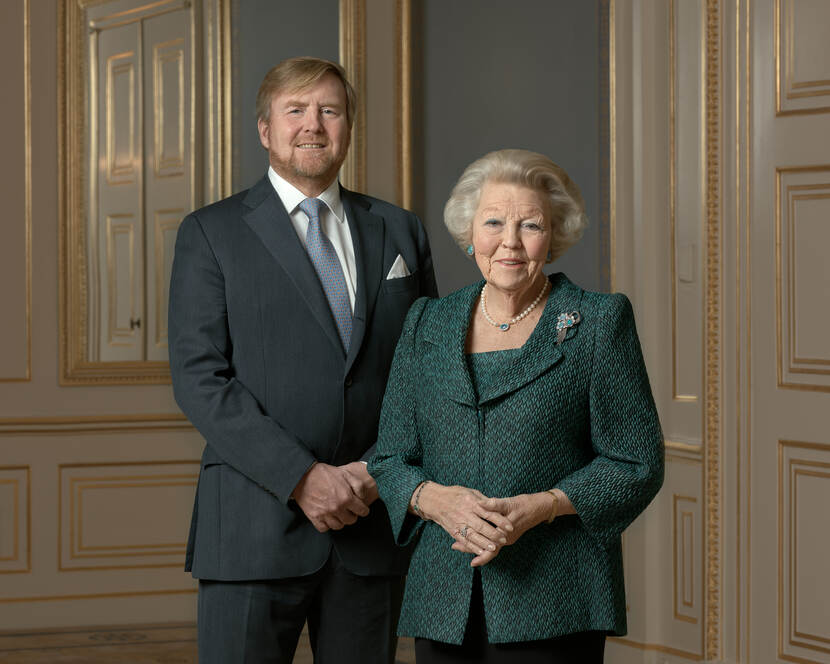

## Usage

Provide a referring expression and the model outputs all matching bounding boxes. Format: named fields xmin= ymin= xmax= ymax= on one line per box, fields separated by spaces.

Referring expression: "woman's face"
xmin=471 ymin=181 xmax=551 ymax=296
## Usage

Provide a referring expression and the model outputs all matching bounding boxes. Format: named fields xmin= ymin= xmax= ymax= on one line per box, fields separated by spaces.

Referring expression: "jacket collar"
xmin=420 ymin=273 xmax=583 ymax=407
xmin=241 ymin=176 xmax=385 ymax=368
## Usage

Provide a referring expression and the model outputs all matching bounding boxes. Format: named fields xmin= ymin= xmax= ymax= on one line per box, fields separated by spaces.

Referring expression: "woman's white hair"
xmin=443 ymin=149 xmax=588 ymax=261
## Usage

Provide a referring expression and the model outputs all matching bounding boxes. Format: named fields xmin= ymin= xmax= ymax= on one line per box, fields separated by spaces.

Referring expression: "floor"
xmin=0 ymin=623 xmax=416 ymax=663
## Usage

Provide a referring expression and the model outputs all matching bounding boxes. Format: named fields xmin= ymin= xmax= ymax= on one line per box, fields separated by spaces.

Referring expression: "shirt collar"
xmin=267 ymin=167 xmax=345 ymax=223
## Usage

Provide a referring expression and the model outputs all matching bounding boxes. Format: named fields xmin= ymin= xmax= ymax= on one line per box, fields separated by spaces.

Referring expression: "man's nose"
xmin=303 ymin=109 xmax=323 ymax=132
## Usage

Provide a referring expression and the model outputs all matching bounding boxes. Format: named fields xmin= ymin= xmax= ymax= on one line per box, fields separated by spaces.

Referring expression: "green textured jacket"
xmin=368 ymin=273 xmax=664 ymax=644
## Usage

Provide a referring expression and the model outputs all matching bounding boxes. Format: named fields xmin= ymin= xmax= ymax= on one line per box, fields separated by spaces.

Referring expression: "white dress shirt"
xmin=267 ymin=167 xmax=357 ymax=312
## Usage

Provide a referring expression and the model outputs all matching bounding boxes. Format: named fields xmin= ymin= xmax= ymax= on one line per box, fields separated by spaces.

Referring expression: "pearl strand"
xmin=480 ymin=279 xmax=550 ymax=332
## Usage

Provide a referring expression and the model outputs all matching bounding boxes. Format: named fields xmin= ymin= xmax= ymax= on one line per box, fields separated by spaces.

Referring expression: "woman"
xmin=369 ymin=149 xmax=663 ymax=663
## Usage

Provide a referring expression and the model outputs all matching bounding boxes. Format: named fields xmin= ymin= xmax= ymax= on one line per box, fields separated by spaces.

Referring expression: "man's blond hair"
xmin=256 ymin=56 xmax=356 ymax=127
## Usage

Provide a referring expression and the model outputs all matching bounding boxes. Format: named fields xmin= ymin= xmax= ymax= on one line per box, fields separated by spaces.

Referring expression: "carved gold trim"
xmin=609 ymin=0 xmax=616 ymax=291
xmin=0 ymin=481 xmax=19 ymax=562
xmin=774 ymin=0 xmax=830 ymax=116
xmin=666 ymin=439 xmax=704 ymax=455
xmin=59 ymin=461 xmax=199 ymax=571
xmin=153 ymin=38 xmax=186 ymax=178
xmin=70 ymin=477 xmax=195 ymax=559
xmin=673 ymin=494 xmax=698 ymax=624
xmin=703 ymin=0 xmax=722 ymax=659
xmin=670 ymin=0 xmax=702 ymax=402
xmin=748 ymin=0 xmax=753 ymax=662
xmin=0 ymin=466 xmax=30 ymax=574
xmin=339 ymin=0 xmax=366 ymax=193
xmin=609 ymin=637 xmax=703 ymax=661
xmin=0 ymin=413 xmax=192 ymax=436
xmin=105 ymin=215 xmax=138 ymax=347
xmin=395 ymin=0 xmax=411 ymax=210
xmin=778 ymin=440 xmax=830 ymax=659
xmin=105 ymin=51 xmax=138 ymax=185
xmin=0 ymin=588 xmax=196 ymax=604
xmin=89 ymin=0 xmax=185 ymax=32
xmin=0 ymin=0 xmax=33 ymax=383
xmin=787 ymin=189 xmax=830 ymax=369
xmin=735 ymin=1 xmax=753 ymax=660
xmin=790 ymin=466 xmax=830 ymax=652
xmin=775 ymin=167 xmax=830 ymax=392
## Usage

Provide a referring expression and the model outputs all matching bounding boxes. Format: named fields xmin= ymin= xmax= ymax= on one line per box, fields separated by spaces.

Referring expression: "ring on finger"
xmin=459 ymin=525 xmax=469 ymax=539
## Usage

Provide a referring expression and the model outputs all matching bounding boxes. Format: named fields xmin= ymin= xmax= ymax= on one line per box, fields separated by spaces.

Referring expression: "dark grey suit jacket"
xmin=168 ymin=175 xmax=437 ymax=581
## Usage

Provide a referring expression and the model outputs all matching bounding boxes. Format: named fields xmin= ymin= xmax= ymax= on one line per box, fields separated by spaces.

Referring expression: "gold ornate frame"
xmin=339 ymin=0 xmax=366 ymax=193
xmin=59 ymin=0 xmax=230 ymax=385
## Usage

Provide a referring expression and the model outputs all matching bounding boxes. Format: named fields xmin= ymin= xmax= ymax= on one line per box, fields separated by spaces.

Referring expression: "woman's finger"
xmin=472 ymin=516 xmax=508 ymax=545
xmin=460 ymin=524 xmax=500 ymax=554
xmin=480 ymin=497 xmax=512 ymax=515
xmin=474 ymin=504 xmax=514 ymax=533
xmin=471 ymin=547 xmax=501 ymax=567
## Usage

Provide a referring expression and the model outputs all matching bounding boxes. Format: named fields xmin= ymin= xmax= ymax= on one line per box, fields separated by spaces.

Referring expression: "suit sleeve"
xmin=168 ymin=214 xmax=317 ymax=504
xmin=555 ymin=293 xmax=665 ymax=550
xmin=368 ymin=297 xmax=431 ymax=546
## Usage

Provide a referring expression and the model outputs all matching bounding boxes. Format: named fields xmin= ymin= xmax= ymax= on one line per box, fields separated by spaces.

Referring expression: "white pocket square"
xmin=386 ymin=254 xmax=411 ymax=279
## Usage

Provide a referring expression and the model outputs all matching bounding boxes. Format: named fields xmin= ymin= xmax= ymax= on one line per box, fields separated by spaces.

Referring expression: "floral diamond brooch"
xmin=555 ymin=311 xmax=581 ymax=345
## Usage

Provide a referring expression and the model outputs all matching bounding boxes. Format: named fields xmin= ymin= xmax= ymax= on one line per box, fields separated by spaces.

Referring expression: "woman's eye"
xmin=483 ymin=218 xmax=502 ymax=227
xmin=522 ymin=222 xmax=543 ymax=231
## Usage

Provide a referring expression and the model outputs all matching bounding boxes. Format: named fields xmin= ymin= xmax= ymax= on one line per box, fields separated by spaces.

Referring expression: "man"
xmin=168 ymin=57 xmax=437 ymax=663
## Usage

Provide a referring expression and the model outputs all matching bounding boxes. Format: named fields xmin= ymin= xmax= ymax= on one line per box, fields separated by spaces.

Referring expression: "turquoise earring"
xmin=466 ymin=245 xmax=474 ymax=256
xmin=546 ymin=250 xmax=553 ymax=262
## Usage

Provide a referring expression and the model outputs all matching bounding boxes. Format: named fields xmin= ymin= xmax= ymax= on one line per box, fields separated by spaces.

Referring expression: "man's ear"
xmin=257 ymin=118 xmax=270 ymax=150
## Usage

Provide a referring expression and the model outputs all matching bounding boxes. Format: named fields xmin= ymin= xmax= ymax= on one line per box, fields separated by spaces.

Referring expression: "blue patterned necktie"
xmin=299 ymin=197 xmax=353 ymax=352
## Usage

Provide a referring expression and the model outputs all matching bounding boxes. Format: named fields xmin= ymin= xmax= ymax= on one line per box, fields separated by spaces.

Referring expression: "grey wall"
xmin=231 ymin=0 xmax=339 ymax=191
xmin=412 ymin=0 xmax=604 ymax=295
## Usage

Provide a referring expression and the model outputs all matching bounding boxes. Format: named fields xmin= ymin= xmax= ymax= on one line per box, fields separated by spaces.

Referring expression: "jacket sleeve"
xmin=168 ymin=214 xmax=317 ymax=504
xmin=555 ymin=292 xmax=664 ymax=550
xmin=368 ymin=296 xmax=431 ymax=546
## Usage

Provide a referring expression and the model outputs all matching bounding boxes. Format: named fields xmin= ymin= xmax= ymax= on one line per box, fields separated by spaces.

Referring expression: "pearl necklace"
xmin=480 ymin=280 xmax=550 ymax=331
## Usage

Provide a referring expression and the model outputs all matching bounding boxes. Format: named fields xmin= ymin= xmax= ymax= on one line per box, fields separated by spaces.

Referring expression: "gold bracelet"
xmin=546 ymin=489 xmax=559 ymax=524
xmin=412 ymin=481 xmax=430 ymax=519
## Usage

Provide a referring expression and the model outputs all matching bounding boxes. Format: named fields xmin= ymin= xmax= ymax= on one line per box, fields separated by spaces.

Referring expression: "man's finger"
xmin=342 ymin=470 xmax=367 ymax=501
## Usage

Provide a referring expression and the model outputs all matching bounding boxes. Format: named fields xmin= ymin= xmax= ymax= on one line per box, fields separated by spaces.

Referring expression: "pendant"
xmin=499 ymin=323 xmax=510 ymax=331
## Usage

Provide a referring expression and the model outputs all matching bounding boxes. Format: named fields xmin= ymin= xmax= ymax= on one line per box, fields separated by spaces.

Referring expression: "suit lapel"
xmin=241 ymin=176 xmax=344 ymax=357
xmin=342 ymin=189 xmax=384 ymax=376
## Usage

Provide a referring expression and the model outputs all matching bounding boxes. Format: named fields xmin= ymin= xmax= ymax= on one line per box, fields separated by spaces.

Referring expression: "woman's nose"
xmin=502 ymin=224 xmax=522 ymax=247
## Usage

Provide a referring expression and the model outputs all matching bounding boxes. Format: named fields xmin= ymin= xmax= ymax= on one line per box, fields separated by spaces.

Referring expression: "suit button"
xmin=345 ymin=375 xmax=353 ymax=387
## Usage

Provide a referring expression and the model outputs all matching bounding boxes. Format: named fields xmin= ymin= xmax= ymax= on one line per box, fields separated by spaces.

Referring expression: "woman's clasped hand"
xmin=413 ymin=482 xmax=563 ymax=567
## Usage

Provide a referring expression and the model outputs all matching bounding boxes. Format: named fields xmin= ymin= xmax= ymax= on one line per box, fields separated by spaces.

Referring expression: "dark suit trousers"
xmin=197 ymin=551 xmax=405 ymax=664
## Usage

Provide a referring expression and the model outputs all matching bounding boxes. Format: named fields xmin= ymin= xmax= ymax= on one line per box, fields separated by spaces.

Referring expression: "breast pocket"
xmin=381 ymin=271 xmax=419 ymax=294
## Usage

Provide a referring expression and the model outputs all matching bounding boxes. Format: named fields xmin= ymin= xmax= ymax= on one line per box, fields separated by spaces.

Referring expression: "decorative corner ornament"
xmin=555 ymin=311 xmax=581 ymax=345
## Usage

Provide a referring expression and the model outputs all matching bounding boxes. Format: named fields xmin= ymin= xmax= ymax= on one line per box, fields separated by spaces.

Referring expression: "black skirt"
xmin=414 ymin=570 xmax=606 ymax=664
